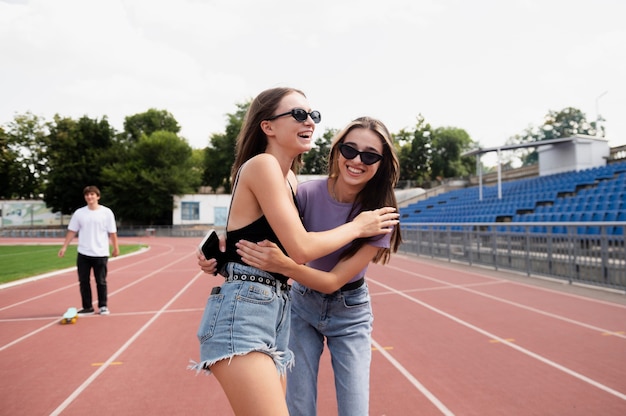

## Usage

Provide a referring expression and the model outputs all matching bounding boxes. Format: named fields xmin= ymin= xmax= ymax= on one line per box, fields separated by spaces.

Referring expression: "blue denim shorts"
xmin=189 ymin=262 xmax=293 ymax=375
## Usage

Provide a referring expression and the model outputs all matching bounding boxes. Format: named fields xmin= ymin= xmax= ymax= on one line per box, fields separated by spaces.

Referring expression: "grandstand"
xmin=400 ymin=160 xmax=626 ymax=236
xmin=398 ymin=138 xmax=626 ymax=290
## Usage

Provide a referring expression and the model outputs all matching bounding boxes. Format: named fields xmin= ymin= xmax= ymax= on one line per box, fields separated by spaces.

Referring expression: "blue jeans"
xmin=286 ymin=281 xmax=373 ymax=416
xmin=191 ymin=262 xmax=293 ymax=375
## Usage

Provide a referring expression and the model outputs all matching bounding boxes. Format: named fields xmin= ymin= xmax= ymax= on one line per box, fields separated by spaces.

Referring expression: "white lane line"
xmin=393 ymin=255 xmax=626 ymax=307
xmin=371 ymin=337 xmax=455 ymax=415
xmin=49 ymin=270 xmax=204 ymax=416
xmin=0 ymin=307 xmax=205 ymax=323
xmin=0 ymin=245 xmax=188 ymax=350
xmin=0 ymin=284 xmax=76 ymax=312
xmin=0 ymin=246 xmax=150 ymax=290
xmin=385 ymin=264 xmax=626 ymax=339
xmin=368 ymin=278 xmax=626 ymax=402
xmin=0 ymin=320 xmax=60 ymax=352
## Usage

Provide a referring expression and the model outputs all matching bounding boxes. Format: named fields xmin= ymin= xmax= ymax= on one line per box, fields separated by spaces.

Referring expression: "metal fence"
xmin=399 ymin=221 xmax=626 ymax=291
xmin=0 ymin=225 xmax=215 ymax=239
xmin=4 ymin=222 xmax=625 ymax=291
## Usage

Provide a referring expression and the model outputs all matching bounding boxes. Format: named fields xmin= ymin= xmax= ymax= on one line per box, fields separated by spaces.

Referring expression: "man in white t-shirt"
xmin=59 ymin=186 xmax=119 ymax=315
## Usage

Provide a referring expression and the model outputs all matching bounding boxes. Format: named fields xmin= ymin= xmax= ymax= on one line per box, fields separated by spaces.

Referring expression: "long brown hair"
xmin=328 ymin=116 xmax=402 ymax=264
xmin=230 ymin=87 xmax=305 ymax=184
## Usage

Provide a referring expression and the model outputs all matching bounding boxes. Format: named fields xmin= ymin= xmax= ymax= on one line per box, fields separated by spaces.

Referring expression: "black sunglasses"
xmin=266 ymin=108 xmax=322 ymax=124
xmin=338 ymin=143 xmax=383 ymax=165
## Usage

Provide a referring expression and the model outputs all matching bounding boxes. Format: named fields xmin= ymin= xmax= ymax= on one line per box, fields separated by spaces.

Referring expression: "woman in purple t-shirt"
xmin=235 ymin=117 xmax=402 ymax=416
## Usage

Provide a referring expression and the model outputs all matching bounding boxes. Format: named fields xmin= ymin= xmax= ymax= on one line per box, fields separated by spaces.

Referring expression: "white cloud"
xmin=1 ymin=0 xmax=625 ymax=155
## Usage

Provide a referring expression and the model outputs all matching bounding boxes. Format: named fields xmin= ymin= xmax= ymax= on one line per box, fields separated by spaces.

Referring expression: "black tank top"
xmin=223 ymin=171 xmax=298 ymax=283
xmin=224 ymin=216 xmax=288 ymax=282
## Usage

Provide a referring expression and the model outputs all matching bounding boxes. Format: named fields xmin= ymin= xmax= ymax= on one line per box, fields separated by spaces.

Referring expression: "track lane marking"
xmin=49 ymin=269 xmax=204 ymax=416
xmin=384 ymin=264 xmax=626 ymax=339
xmin=0 ymin=244 xmax=193 ymax=350
xmin=368 ymin=278 xmax=626 ymax=402
xmin=371 ymin=337 xmax=455 ymax=416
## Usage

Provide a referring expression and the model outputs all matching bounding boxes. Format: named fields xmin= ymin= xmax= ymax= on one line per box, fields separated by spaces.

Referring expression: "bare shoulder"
xmin=240 ymin=154 xmax=282 ymax=182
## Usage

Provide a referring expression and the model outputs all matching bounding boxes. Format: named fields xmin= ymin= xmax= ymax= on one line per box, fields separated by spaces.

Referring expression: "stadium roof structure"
xmin=462 ymin=136 xmax=586 ymax=201
xmin=462 ymin=137 xmax=579 ymax=158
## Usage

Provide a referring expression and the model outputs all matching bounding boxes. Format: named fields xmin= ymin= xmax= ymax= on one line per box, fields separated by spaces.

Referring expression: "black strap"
xmin=340 ymin=277 xmax=365 ymax=291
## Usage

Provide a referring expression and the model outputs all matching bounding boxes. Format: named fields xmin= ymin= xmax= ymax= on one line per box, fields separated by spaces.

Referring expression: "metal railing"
xmin=0 ymin=225 xmax=215 ymax=239
xmin=4 ymin=222 xmax=625 ymax=291
xmin=399 ymin=221 xmax=626 ymax=291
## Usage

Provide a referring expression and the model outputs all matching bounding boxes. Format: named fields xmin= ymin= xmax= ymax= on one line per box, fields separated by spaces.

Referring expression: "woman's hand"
xmin=236 ymin=239 xmax=296 ymax=274
xmin=353 ymin=207 xmax=399 ymax=238
xmin=197 ymin=251 xmax=220 ymax=275
xmin=196 ymin=233 xmax=226 ymax=276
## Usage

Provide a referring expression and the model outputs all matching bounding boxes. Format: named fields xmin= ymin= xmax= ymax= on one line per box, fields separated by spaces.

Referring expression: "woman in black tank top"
xmin=192 ymin=87 xmax=399 ymax=416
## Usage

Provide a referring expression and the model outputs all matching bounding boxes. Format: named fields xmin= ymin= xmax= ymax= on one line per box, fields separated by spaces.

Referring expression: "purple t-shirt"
xmin=296 ymin=178 xmax=391 ymax=283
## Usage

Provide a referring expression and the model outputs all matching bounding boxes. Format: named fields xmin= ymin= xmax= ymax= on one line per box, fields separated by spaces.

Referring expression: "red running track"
xmin=1 ymin=237 xmax=625 ymax=415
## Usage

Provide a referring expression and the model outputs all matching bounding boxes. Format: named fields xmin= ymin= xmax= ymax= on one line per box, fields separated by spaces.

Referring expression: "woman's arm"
xmin=238 ymin=155 xmax=398 ymax=264
xmin=235 ymin=239 xmax=380 ymax=294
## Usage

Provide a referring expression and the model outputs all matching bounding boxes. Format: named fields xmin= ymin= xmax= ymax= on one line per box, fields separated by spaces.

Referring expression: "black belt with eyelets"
xmin=228 ymin=273 xmax=290 ymax=291
xmin=340 ymin=277 xmax=365 ymax=291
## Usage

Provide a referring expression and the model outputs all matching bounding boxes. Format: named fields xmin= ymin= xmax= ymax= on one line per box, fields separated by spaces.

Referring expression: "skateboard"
xmin=60 ymin=307 xmax=78 ymax=325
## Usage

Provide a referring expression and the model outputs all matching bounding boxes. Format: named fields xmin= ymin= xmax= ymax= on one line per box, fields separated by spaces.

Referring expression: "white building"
xmin=172 ymin=193 xmax=231 ymax=226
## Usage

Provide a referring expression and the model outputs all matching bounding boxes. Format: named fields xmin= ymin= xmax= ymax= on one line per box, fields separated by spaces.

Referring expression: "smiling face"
xmin=335 ymin=127 xmax=383 ymax=191
xmin=262 ymin=91 xmax=316 ymax=158
xmin=84 ymin=191 xmax=100 ymax=209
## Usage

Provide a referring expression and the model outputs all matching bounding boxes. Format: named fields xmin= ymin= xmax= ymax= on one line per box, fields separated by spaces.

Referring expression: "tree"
xmin=301 ymin=128 xmax=335 ymax=175
xmin=123 ymin=109 xmax=181 ymax=143
xmin=44 ymin=115 xmax=116 ymax=214
xmin=202 ymin=102 xmax=248 ymax=193
xmin=101 ymin=131 xmax=200 ymax=225
xmin=430 ymin=127 xmax=474 ymax=179
xmin=544 ymin=107 xmax=596 ymax=139
xmin=0 ymin=125 xmax=20 ymax=199
xmin=397 ymin=115 xmax=432 ymax=185
xmin=506 ymin=107 xmax=597 ymax=166
xmin=0 ymin=112 xmax=49 ymax=199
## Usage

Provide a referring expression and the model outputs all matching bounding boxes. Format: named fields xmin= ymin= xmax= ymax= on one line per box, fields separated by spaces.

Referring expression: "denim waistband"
xmin=227 ymin=273 xmax=290 ymax=292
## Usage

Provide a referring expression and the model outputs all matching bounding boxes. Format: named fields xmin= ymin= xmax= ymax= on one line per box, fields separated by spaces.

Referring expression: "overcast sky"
xmin=2 ymin=0 xmax=625 ymax=163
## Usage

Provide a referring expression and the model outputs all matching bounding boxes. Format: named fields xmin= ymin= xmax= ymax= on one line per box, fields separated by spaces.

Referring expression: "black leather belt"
xmin=340 ymin=277 xmax=365 ymax=291
xmin=228 ymin=273 xmax=290 ymax=291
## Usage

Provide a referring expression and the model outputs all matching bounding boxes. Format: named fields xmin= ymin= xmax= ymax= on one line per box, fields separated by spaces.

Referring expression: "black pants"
xmin=77 ymin=253 xmax=108 ymax=309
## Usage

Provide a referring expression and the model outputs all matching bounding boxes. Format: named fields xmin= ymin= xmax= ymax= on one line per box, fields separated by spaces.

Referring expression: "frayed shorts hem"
xmin=188 ymin=348 xmax=294 ymax=376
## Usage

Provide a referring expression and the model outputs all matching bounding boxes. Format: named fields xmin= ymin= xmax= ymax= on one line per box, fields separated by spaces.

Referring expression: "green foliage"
xmin=301 ymin=129 xmax=335 ymax=175
xmin=0 ymin=125 xmax=22 ymax=199
xmin=102 ymin=131 xmax=200 ymax=225
xmin=430 ymin=127 xmax=474 ymax=179
xmin=44 ymin=115 xmax=116 ymax=214
xmin=506 ymin=107 xmax=596 ymax=166
xmin=0 ymin=112 xmax=48 ymax=199
xmin=544 ymin=107 xmax=595 ymax=139
xmin=202 ymin=102 xmax=248 ymax=193
xmin=396 ymin=115 xmax=433 ymax=184
xmin=123 ymin=108 xmax=180 ymax=142
xmin=4 ymin=100 xmax=598 ymax=222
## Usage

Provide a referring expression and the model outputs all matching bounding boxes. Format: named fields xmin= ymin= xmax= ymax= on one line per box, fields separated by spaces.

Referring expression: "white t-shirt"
xmin=68 ymin=205 xmax=117 ymax=257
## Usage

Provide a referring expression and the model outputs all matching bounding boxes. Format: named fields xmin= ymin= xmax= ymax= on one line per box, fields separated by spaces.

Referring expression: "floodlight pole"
xmin=477 ymin=154 xmax=483 ymax=201
xmin=497 ymin=148 xmax=502 ymax=199
xmin=595 ymin=91 xmax=608 ymax=137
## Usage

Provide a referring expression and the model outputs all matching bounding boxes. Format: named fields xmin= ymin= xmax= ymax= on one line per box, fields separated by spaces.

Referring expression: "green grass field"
xmin=0 ymin=244 xmax=146 ymax=285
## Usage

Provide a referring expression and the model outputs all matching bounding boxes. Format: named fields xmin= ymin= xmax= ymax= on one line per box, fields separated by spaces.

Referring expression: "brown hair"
xmin=82 ymin=185 xmax=101 ymax=197
xmin=230 ymin=87 xmax=305 ymax=184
